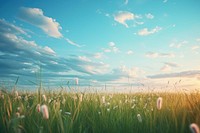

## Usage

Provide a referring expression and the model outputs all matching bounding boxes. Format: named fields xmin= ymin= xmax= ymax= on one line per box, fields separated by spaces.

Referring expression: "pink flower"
xmin=190 ymin=123 xmax=200 ymax=133
xmin=157 ymin=97 xmax=163 ymax=110
xmin=40 ymin=105 xmax=49 ymax=119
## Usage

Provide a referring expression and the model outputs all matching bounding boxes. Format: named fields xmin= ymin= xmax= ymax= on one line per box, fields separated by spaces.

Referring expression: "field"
xmin=0 ymin=88 xmax=200 ymax=133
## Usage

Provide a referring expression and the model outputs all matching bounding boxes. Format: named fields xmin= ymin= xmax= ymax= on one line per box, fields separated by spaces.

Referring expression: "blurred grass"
xmin=0 ymin=88 xmax=200 ymax=133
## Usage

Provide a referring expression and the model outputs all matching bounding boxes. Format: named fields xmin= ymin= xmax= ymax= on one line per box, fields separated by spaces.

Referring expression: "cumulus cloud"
xmin=138 ymin=26 xmax=162 ymax=36
xmin=145 ymin=13 xmax=154 ymax=19
xmin=145 ymin=52 xmax=175 ymax=58
xmin=18 ymin=7 xmax=62 ymax=38
xmin=114 ymin=11 xmax=134 ymax=28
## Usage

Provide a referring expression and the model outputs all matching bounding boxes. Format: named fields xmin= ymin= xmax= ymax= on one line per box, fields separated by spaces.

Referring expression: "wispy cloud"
xmin=124 ymin=0 xmax=128 ymax=5
xmin=126 ymin=50 xmax=134 ymax=55
xmin=145 ymin=13 xmax=154 ymax=19
xmin=163 ymin=0 xmax=168 ymax=3
xmin=169 ymin=41 xmax=188 ymax=48
xmin=114 ymin=11 xmax=134 ymax=28
xmin=148 ymin=70 xmax=200 ymax=79
xmin=191 ymin=45 xmax=199 ymax=51
xmin=18 ymin=7 xmax=62 ymax=38
xmin=145 ymin=52 xmax=175 ymax=58
xmin=138 ymin=26 xmax=162 ymax=36
xmin=161 ymin=62 xmax=179 ymax=72
xmin=65 ymin=38 xmax=83 ymax=47
xmin=0 ymin=19 xmax=109 ymax=80
xmin=94 ymin=52 xmax=103 ymax=59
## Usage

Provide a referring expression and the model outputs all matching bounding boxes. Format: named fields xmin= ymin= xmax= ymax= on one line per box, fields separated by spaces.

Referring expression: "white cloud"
xmin=145 ymin=13 xmax=154 ymax=19
xmin=94 ymin=53 xmax=103 ymax=59
xmin=114 ymin=11 xmax=134 ymax=28
xmin=138 ymin=26 xmax=162 ymax=36
xmin=163 ymin=0 xmax=168 ymax=3
xmin=196 ymin=38 xmax=200 ymax=42
xmin=124 ymin=0 xmax=128 ymax=5
xmin=127 ymin=50 xmax=134 ymax=55
xmin=65 ymin=38 xmax=82 ymax=47
xmin=104 ymin=49 xmax=111 ymax=53
xmin=146 ymin=52 xmax=175 ymax=58
xmin=169 ymin=41 xmax=188 ymax=48
xmin=78 ymin=56 xmax=91 ymax=62
xmin=109 ymin=42 xmax=115 ymax=47
xmin=43 ymin=46 xmax=56 ymax=55
xmin=18 ymin=7 xmax=62 ymax=38
xmin=161 ymin=62 xmax=179 ymax=72
xmin=103 ymin=42 xmax=120 ymax=53
xmin=191 ymin=45 xmax=199 ymax=51
xmin=161 ymin=65 xmax=171 ymax=72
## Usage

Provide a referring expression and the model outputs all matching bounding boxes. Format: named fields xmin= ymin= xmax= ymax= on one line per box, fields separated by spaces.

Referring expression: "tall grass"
xmin=0 ymin=88 xmax=200 ymax=133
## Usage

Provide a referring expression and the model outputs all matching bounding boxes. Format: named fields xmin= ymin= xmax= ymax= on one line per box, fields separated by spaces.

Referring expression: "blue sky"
xmin=0 ymin=0 xmax=200 ymax=91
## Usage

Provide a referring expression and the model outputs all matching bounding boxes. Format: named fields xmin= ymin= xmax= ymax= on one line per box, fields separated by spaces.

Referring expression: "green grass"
xmin=0 ymin=89 xmax=200 ymax=133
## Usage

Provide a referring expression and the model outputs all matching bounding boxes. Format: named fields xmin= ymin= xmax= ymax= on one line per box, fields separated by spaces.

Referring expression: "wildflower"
xmin=102 ymin=96 xmax=105 ymax=104
xmin=65 ymin=112 xmax=71 ymax=115
xmin=107 ymin=108 xmax=110 ymax=112
xmin=190 ymin=123 xmax=200 ymax=133
xmin=19 ymin=115 xmax=25 ymax=119
xmin=75 ymin=78 xmax=79 ymax=85
xmin=40 ymin=105 xmax=49 ymax=119
xmin=36 ymin=104 xmax=40 ymax=112
xmin=24 ymin=95 xmax=28 ymax=101
xmin=79 ymin=94 xmax=83 ymax=102
xmin=157 ymin=97 xmax=163 ymax=110
xmin=62 ymin=98 xmax=66 ymax=104
xmin=113 ymin=105 xmax=118 ymax=109
xmin=1 ymin=94 xmax=4 ymax=99
xmin=42 ymin=94 xmax=47 ymax=102
xmin=137 ymin=114 xmax=142 ymax=123
xmin=14 ymin=91 xmax=18 ymax=97
xmin=16 ymin=112 xmax=20 ymax=118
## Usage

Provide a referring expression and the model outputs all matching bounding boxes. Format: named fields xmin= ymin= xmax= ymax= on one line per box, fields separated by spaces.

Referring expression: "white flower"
xmin=42 ymin=94 xmax=47 ymax=102
xmin=65 ymin=112 xmax=71 ymax=115
xmin=102 ymin=96 xmax=105 ymax=104
xmin=137 ymin=114 xmax=142 ymax=123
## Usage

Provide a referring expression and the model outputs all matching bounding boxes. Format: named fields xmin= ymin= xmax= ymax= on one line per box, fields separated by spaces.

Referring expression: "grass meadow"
xmin=0 ymin=87 xmax=200 ymax=133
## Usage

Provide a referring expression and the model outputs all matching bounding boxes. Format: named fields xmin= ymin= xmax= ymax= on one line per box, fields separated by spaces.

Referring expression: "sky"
xmin=0 ymin=0 xmax=200 ymax=91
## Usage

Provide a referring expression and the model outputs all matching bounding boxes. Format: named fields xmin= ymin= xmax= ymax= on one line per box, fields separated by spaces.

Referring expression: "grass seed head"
xmin=40 ymin=104 xmax=49 ymax=119
xmin=190 ymin=123 xmax=200 ymax=133
xmin=137 ymin=114 xmax=142 ymax=123
xmin=157 ymin=97 xmax=163 ymax=110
